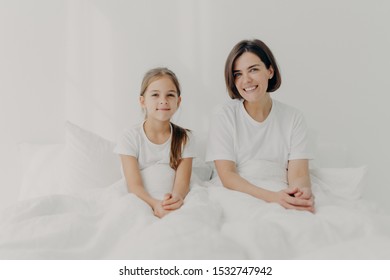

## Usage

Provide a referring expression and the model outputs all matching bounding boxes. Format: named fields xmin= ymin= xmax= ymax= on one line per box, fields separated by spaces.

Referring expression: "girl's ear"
xmin=177 ymin=96 xmax=182 ymax=107
xmin=139 ymin=96 xmax=145 ymax=108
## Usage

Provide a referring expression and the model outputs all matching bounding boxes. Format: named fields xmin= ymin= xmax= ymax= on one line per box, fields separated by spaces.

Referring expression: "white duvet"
xmin=0 ymin=161 xmax=389 ymax=259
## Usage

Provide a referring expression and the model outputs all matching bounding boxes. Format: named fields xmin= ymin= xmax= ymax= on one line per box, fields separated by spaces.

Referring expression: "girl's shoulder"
xmin=119 ymin=123 xmax=144 ymax=141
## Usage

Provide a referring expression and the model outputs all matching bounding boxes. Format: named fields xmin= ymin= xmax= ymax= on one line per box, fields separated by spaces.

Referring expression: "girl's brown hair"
xmin=140 ymin=67 xmax=189 ymax=170
xmin=224 ymin=39 xmax=282 ymax=99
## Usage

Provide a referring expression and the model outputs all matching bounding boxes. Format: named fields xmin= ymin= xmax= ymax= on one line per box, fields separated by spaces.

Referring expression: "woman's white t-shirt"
xmin=114 ymin=122 xmax=196 ymax=170
xmin=205 ymin=99 xmax=313 ymax=169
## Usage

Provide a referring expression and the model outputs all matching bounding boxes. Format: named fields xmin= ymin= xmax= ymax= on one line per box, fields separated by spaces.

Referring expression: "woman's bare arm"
xmin=215 ymin=160 xmax=314 ymax=211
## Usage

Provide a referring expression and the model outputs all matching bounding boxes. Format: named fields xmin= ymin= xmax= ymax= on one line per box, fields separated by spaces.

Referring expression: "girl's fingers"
xmin=162 ymin=197 xmax=178 ymax=206
xmin=163 ymin=200 xmax=183 ymax=210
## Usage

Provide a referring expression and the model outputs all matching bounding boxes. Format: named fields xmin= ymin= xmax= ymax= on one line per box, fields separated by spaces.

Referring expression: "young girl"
xmin=114 ymin=67 xmax=195 ymax=218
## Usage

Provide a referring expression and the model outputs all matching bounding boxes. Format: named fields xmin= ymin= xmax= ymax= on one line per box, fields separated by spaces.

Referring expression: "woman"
xmin=206 ymin=39 xmax=314 ymax=212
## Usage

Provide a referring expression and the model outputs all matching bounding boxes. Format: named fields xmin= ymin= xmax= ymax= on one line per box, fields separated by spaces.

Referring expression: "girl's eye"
xmin=151 ymin=93 xmax=158 ymax=97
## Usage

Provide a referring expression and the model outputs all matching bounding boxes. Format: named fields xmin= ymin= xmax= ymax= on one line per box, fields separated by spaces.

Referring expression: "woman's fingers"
xmin=284 ymin=194 xmax=313 ymax=207
xmin=281 ymin=195 xmax=315 ymax=213
xmin=284 ymin=186 xmax=299 ymax=195
xmin=281 ymin=200 xmax=315 ymax=213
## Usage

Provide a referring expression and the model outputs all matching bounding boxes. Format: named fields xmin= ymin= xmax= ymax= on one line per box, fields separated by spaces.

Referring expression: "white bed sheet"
xmin=0 ymin=161 xmax=389 ymax=260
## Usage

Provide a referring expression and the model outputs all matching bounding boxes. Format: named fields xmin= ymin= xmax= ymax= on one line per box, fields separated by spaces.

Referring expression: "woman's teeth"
xmin=244 ymin=86 xmax=257 ymax=92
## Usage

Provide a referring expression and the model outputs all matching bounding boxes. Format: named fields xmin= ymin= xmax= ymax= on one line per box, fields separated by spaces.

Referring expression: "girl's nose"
xmin=159 ymin=98 xmax=168 ymax=104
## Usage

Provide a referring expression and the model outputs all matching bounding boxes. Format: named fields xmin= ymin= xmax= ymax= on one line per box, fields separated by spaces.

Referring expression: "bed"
xmin=1 ymin=121 xmax=389 ymax=260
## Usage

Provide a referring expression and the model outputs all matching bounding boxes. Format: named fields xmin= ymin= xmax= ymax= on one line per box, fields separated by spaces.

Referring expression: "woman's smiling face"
xmin=233 ymin=51 xmax=274 ymax=103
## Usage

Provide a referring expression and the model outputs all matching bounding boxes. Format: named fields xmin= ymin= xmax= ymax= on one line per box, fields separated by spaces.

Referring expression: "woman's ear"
xmin=268 ymin=66 xmax=274 ymax=79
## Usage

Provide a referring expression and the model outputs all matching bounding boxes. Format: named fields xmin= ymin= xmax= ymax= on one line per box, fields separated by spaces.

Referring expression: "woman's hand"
xmin=288 ymin=186 xmax=313 ymax=200
xmin=284 ymin=159 xmax=315 ymax=213
xmin=271 ymin=187 xmax=315 ymax=213
xmin=161 ymin=193 xmax=184 ymax=211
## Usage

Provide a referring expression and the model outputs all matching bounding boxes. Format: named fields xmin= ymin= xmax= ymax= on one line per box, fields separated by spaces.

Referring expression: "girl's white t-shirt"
xmin=114 ymin=122 xmax=196 ymax=170
xmin=205 ymin=99 xmax=313 ymax=169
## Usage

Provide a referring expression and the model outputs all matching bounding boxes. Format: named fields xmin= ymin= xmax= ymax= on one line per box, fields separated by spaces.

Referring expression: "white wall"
xmin=1 ymin=0 xmax=390 ymax=211
xmin=0 ymin=0 xmax=66 ymax=206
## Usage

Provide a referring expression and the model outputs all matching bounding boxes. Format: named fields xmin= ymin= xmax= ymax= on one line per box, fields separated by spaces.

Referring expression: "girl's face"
xmin=140 ymin=76 xmax=181 ymax=122
xmin=233 ymin=51 xmax=274 ymax=103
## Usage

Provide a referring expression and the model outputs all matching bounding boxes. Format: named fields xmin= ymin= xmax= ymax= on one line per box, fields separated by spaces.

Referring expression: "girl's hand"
xmin=271 ymin=187 xmax=315 ymax=213
xmin=161 ymin=193 xmax=184 ymax=210
xmin=152 ymin=200 xmax=171 ymax=218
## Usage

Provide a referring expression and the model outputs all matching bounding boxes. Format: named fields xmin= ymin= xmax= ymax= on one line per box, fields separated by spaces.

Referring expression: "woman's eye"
xmin=233 ymin=73 xmax=241 ymax=78
xmin=249 ymin=68 xmax=258 ymax=72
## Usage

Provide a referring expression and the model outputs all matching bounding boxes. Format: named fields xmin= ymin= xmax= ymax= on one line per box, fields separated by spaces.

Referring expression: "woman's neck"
xmin=243 ymin=93 xmax=273 ymax=123
xmin=143 ymin=119 xmax=171 ymax=144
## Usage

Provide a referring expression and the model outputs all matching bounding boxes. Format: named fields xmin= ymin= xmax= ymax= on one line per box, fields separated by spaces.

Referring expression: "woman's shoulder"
xmin=273 ymin=99 xmax=304 ymax=117
xmin=213 ymin=99 xmax=242 ymax=115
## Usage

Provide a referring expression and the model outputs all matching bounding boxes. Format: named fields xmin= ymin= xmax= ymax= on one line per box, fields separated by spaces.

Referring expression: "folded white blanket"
xmin=0 ymin=164 xmax=245 ymax=259
xmin=207 ymin=160 xmax=390 ymax=259
xmin=0 ymin=161 xmax=389 ymax=259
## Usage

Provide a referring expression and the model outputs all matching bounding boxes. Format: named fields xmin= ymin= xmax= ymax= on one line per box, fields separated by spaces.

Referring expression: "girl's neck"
xmin=243 ymin=93 xmax=272 ymax=123
xmin=143 ymin=119 xmax=171 ymax=144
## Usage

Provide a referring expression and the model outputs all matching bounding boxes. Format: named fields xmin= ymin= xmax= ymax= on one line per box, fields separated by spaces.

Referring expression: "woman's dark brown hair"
xmin=224 ymin=39 xmax=282 ymax=99
xmin=140 ymin=67 xmax=189 ymax=170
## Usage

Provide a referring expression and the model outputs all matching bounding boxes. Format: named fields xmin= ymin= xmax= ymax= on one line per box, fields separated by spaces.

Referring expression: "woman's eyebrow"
xmin=247 ymin=64 xmax=261 ymax=69
xmin=233 ymin=64 xmax=261 ymax=72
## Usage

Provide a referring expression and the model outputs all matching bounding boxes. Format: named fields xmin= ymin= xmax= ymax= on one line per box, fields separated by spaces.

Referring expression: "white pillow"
xmin=18 ymin=122 xmax=215 ymax=200
xmin=18 ymin=143 xmax=66 ymax=200
xmin=310 ymin=166 xmax=367 ymax=200
xmin=63 ymin=121 xmax=122 ymax=193
xmin=192 ymin=158 xmax=213 ymax=182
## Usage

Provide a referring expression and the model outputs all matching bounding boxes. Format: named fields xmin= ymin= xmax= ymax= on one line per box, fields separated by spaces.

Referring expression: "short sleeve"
xmin=182 ymin=131 xmax=197 ymax=159
xmin=205 ymin=108 xmax=236 ymax=162
xmin=288 ymin=112 xmax=313 ymax=160
xmin=113 ymin=129 xmax=139 ymax=158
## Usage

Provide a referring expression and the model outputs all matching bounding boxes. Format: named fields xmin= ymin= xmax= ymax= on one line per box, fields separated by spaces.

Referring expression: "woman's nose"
xmin=243 ymin=73 xmax=252 ymax=83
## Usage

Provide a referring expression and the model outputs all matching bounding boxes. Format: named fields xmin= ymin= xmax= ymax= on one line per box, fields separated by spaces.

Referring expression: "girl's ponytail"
xmin=170 ymin=122 xmax=190 ymax=170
